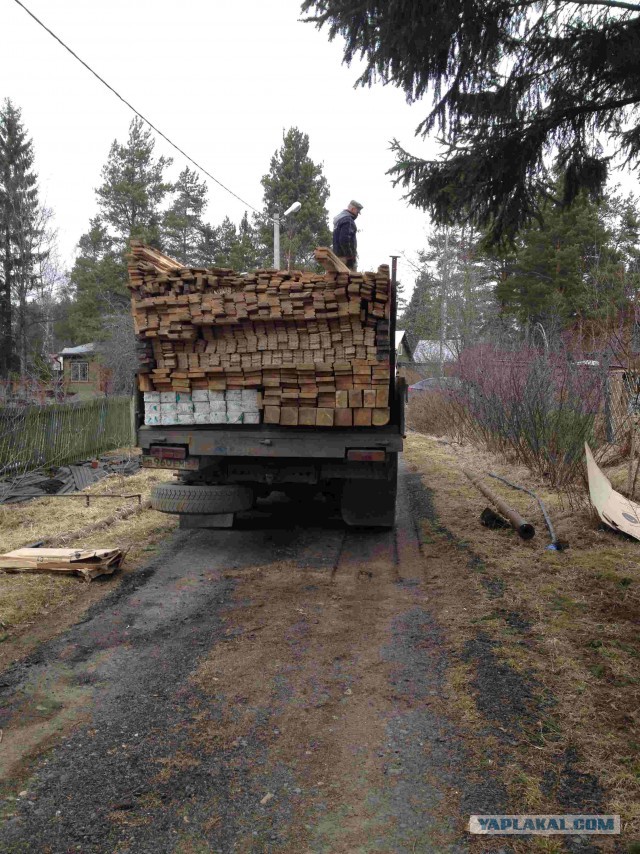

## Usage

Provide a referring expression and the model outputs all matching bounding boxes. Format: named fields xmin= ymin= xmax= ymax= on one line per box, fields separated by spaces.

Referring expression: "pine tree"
xmin=259 ymin=128 xmax=331 ymax=270
xmin=68 ymin=118 xmax=172 ymax=340
xmin=162 ymin=167 xmax=207 ymax=264
xmin=96 ymin=117 xmax=172 ymax=247
xmin=303 ymin=1 xmax=640 ymax=246
xmin=0 ymin=99 xmax=46 ymax=376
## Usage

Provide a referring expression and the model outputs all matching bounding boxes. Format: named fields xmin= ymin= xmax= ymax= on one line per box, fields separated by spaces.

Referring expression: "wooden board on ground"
xmin=0 ymin=548 xmax=124 ymax=581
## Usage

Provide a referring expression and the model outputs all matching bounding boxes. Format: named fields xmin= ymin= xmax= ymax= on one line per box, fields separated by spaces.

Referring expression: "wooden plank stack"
xmin=128 ymin=241 xmax=392 ymax=427
xmin=0 ymin=548 xmax=124 ymax=581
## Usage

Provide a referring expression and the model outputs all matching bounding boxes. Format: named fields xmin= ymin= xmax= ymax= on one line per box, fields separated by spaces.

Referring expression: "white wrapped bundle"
xmin=159 ymin=402 xmax=178 ymax=425
xmin=144 ymin=412 xmax=161 ymax=426
xmin=177 ymin=402 xmax=194 ymax=414
xmin=209 ymin=411 xmax=227 ymax=424
xmin=144 ymin=391 xmax=161 ymax=403
xmin=177 ymin=411 xmax=196 ymax=424
xmin=225 ymin=390 xmax=242 ymax=403
xmin=194 ymin=411 xmax=212 ymax=424
xmin=209 ymin=400 xmax=227 ymax=413
xmin=193 ymin=401 xmax=210 ymax=414
xmin=209 ymin=391 xmax=225 ymax=403
xmin=243 ymin=412 xmax=260 ymax=424
xmin=241 ymin=389 xmax=259 ymax=408
xmin=226 ymin=411 xmax=243 ymax=424
xmin=192 ymin=390 xmax=209 ymax=402
xmin=160 ymin=392 xmax=177 ymax=404
xmin=175 ymin=392 xmax=192 ymax=404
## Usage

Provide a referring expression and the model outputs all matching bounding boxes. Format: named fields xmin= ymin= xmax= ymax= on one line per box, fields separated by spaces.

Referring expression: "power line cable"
xmin=11 ymin=0 xmax=268 ymax=219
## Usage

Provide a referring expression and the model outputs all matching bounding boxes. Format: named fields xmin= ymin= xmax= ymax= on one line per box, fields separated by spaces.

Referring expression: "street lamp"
xmin=273 ymin=201 xmax=301 ymax=270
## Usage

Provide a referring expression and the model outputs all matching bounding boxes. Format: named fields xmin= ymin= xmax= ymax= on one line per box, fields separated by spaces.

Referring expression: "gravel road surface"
xmin=0 ymin=460 xmax=591 ymax=853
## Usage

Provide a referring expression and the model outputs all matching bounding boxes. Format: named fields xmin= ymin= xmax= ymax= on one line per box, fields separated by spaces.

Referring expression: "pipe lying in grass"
xmin=487 ymin=472 xmax=562 ymax=550
xmin=463 ymin=468 xmax=535 ymax=540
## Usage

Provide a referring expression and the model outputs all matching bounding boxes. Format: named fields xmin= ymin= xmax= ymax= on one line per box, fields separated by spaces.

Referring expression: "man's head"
xmin=347 ymin=200 xmax=363 ymax=218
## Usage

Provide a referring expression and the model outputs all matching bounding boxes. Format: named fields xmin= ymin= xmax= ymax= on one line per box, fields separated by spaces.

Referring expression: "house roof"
xmin=58 ymin=343 xmax=96 ymax=357
xmin=413 ymin=339 xmax=457 ymax=362
xmin=395 ymin=330 xmax=413 ymax=358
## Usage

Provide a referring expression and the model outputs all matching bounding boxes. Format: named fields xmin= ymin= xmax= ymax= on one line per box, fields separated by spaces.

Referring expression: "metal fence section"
xmin=0 ymin=396 xmax=135 ymax=477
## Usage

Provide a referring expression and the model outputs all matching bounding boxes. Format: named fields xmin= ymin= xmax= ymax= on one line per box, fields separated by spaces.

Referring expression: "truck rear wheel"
xmin=340 ymin=454 xmax=398 ymax=528
xmin=151 ymin=483 xmax=254 ymax=515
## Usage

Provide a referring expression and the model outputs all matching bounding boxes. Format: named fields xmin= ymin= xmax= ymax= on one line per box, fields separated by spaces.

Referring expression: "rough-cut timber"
xmin=314 ymin=245 xmax=350 ymax=273
xmin=128 ymin=241 xmax=392 ymax=427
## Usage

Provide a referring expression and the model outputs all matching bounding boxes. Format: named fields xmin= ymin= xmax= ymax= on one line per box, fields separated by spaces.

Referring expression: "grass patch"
xmin=403 ymin=431 xmax=640 ymax=843
xmin=0 ymin=454 xmax=177 ymax=637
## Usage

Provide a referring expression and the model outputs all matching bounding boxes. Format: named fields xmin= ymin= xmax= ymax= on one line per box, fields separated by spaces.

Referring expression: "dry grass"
xmin=403 ymin=431 xmax=640 ymax=844
xmin=407 ymin=392 xmax=462 ymax=438
xmin=0 ymin=450 xmax=177 ymax=636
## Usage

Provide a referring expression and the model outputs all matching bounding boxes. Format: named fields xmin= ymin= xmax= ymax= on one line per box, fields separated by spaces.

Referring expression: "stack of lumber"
xmin=0 ymin=547 xmax=124 ymax=581
xmin=128 ymin=242 xmax=392 ymax=427
xmin=144 ymin=389 xmax=260 ymax=425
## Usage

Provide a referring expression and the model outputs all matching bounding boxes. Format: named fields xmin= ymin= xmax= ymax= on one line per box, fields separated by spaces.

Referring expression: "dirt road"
xmin=0 ymin=455 xmax=625 ymax=853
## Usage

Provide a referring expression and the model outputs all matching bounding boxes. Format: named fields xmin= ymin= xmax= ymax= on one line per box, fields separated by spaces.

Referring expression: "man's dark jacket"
xmin=332 ymin=210 xmax=357 ymax=259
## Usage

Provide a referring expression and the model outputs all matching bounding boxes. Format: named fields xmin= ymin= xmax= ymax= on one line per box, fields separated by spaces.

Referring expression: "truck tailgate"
xmin=139 ymin=425 xmax=403 ymax=459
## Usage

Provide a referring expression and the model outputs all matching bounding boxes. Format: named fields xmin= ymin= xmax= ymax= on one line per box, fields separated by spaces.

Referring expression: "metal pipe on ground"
xmin=487 ymin=472 xmax=561 ymax=550
xmin=463 ymin=468 xmax=535 ymax=540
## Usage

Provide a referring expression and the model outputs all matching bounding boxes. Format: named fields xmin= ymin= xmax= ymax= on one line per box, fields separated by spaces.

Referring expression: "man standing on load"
xmin=332 ymin=200 xmax=363 ymax=270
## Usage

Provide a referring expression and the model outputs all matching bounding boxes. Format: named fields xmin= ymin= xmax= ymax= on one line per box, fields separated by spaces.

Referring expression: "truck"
xmin=130 ymin=243 xmax=405 ymax=529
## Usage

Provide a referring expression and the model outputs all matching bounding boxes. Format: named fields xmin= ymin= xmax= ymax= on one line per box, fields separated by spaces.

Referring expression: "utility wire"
xmin=11 ymin=0 xmax=267 ymax=219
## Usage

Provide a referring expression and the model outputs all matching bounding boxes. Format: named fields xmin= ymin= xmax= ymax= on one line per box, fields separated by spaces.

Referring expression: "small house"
xmin=412 ymin=339 xmax=458 ymax=378
xmin=59 ymin=344 xmax=112 ymax=399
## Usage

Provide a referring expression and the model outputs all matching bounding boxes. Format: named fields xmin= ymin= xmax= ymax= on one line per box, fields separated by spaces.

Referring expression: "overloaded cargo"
xmin=128 ymin=241 xmax=393 ymax=428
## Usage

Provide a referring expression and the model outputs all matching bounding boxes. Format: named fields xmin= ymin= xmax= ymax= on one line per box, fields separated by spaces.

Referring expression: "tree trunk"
xmin=0 ymin=225 xmax=12 ymax=378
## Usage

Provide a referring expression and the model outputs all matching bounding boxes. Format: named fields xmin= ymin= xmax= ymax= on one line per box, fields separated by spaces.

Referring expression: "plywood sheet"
xmin=585 ymin=442 xmax=640 ymax=540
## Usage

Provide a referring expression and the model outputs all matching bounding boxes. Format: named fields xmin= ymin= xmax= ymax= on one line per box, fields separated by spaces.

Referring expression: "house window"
xmin=70 ymin=361 xmax=89 ymax=382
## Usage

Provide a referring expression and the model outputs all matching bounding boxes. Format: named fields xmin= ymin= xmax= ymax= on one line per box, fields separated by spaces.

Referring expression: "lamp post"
xmin=273 ymin=201 xmax=301 ymax=270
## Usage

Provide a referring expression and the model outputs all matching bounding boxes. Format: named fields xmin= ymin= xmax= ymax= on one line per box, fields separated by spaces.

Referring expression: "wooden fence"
xmin=0 ymin=396 xmax=135 ymax=474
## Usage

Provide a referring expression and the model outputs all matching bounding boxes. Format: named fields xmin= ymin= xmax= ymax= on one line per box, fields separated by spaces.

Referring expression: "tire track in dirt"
xmin=0 ymin=468 xmax=508 ymax=853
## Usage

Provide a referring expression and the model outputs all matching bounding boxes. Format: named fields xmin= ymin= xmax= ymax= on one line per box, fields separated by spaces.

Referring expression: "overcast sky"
xmin=0 ymin=0 xmax=446 ymax=295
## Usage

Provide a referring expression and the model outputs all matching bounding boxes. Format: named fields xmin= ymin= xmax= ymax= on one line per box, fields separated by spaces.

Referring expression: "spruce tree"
xmin=0 ymin=99 xmax=45 ymax=376
xmin=401 ymin=227 xmax=496 ymax=351
xmin=195 ymin=222 xmax=221 ymax=268
xmin=215 ymin=217 xmax=239 ymax=267
xmin=259 ymin=128 xmax=331 ymax=270
xmin=400 ymin=268 xmax=440 ymax=349
xmin=230 ymin=212 xmax=260 ymax=271
xmin=303 ymin=1 xmax=640 ymax=246
xmin=66 ymin=218 xmax=123 ymax=341
xmin=162 ymin=167 xmax=207 ymax=264
xmin=495 ymin=187 xmax=638 ymax=330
